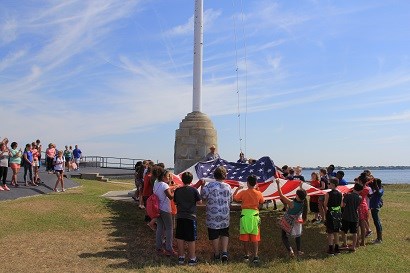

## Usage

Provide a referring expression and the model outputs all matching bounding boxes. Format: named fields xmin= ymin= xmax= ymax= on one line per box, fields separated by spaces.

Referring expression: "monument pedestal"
xmin=174 ymin=111 xmax=217 ymax=174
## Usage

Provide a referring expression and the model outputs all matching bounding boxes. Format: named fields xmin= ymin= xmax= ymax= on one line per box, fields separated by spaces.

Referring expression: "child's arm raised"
xmin=275 ymin=179 xmax=293 ymax=208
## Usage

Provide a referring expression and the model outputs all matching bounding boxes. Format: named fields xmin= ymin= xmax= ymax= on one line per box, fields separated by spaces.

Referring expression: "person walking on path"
xmin=9 ymin=142 xmax=22 ymax=187
xmin=46 ymin=143 xmax=56 ymax=173
xmin=31 ymin=143 xmax=40 ymax=184
xmin=63 ymin=145 xmax=73 ymax=172
xmin=73 ymin=145 xmax=82 ymax=170
xmin=53 ymin=150 xmax=65 ymax=192
xmin=0 ymin=142 xmax=10 ymax=191
xmin=22 ymin=143 xmax=36 ymax=186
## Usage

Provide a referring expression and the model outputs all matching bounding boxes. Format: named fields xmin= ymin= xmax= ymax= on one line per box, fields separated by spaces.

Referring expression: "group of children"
xmin=134 ymin=161 xmax=384 ymax=265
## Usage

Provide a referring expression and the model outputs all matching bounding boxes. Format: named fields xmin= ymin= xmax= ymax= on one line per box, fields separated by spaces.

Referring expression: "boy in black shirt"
xmin=341 ymin=183 xmax=363 ymax=251
xmin=174 ymin=172 xmax=202 ymax=266
xmin=324 ymin=178 xmax=342 ymax=255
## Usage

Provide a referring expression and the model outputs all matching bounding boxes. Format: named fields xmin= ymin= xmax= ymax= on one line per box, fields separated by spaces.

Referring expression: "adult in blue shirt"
xmin=336 ymin=171 xmax=348 ymax=186
xmin=73 ymin=145 xmax=82 ymax=170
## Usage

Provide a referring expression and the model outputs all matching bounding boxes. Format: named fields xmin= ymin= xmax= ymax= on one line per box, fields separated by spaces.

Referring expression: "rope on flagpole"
xmin=240 ymin=0 xmax=248 ymax=157
xmin=231 ymin=0 xmax=249 ymax=157
xmin=231 ymin=0 xmax=243 ymax=154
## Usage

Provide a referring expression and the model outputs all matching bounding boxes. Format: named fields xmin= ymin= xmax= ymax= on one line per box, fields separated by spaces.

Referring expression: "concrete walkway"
xmin=0 ymin=167 xmax=135 ymax=202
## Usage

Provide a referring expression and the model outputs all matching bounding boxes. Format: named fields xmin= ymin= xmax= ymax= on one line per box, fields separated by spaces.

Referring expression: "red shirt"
xmin=310 ymin=179 xmax=321 ymax=203
xmin=142 ymin=173 xmax=153 ymax=197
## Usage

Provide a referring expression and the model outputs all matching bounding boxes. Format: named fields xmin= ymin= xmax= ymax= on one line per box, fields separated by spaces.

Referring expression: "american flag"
xmin=195 ymin=156 xmax=277 ymax=183
xmin=173 ymin=156 xmax=328 ymax=201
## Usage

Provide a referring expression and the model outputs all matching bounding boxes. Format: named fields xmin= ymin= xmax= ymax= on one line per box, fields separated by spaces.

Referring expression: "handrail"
xmin=81 ymin=156 xmax=146 ymax=169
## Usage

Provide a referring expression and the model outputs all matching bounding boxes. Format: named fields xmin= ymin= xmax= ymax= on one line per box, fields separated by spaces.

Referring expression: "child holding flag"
xmin=233 ymin=175 xmax=265 ymax=264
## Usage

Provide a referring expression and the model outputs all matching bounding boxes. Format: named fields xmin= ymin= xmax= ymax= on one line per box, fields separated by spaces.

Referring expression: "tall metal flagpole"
xmin=192 ymin=0 xmax=203 ymax=112
xmin=174 ymin=0 xmax=217 ymax=174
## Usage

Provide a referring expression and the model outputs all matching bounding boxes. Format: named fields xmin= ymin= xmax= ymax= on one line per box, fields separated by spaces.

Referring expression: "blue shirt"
xmin=369 ymin=188 xmax=384 ymax=209
xmin=339 ymin=178 xmax=348 ymax=186
xmin=24 ymin=150 xmax=33 ymax=164
xmin=73 ymin=148 xmax=82 ymax=159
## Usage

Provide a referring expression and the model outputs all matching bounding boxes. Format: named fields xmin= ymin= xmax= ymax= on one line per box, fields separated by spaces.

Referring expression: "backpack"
xmin=146 ymin=193 xmax=160 ymax=219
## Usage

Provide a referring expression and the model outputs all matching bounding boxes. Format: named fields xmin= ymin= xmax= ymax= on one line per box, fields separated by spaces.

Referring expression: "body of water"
xmin=304 ymin=169 xmax=409 ymax=184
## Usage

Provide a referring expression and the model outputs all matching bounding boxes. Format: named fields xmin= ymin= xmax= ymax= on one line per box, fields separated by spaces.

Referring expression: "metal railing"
xmin=81 ymin=156 xmax=145 ymax=170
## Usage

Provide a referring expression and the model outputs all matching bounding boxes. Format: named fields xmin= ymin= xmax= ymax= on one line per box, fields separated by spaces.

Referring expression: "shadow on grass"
xmin=79 ymin=200 xmax=334 ymax=270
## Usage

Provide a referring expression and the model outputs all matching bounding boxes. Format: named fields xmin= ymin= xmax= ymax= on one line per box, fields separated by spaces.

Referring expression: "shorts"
xmin=326 ymin=211 xmax=341 ymax=233
xmin=208 ymin=227 xmax=229 ymax=240
xmin=309 ymin=201 xmax=319 ymax=213
xmin=32 ymin=161 xmax=39 ymax=167
xmin=55 ymin=170 xmax=63 ymax=175
xmin=175 ymin=218 xmax=197 ymax=242
xmin=10 ymin=163 xmax=20 ymax=171
xmin=341 ymin=219 xmax=358 ymax=234
xmin=65 ymin=157 xmax=71 ymax=163
xmin=75 ymin=158 xmax=80 ymax=164
xmin=240 ymin=230 xmax=260 ymax=242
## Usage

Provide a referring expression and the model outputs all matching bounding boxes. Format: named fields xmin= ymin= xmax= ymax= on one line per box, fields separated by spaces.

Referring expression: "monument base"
xmin=174 ymin=111 xmax=217 ymax=174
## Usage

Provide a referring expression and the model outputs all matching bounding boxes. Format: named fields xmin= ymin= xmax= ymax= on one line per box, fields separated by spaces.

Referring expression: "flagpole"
xmin=192 ymin=0 xmax=203 ymax=112
xmin=174 ymin=0 xmax=217 ymax=174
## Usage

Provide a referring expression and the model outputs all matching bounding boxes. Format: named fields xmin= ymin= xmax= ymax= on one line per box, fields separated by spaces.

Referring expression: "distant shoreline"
xmin=303 ymin=166 xmax=410 ymax=170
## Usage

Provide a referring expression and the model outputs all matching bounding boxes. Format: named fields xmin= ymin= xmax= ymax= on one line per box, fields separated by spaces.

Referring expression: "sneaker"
xmin=61 ymin=188 xmax=66 ymax=192
xmin=3 ymin=185 xmax=10 ymax=191
xmin=252 ymin=256 xmax=260 ymax=264
xmin=188 ymin=258 xmax=198 ymax=266
xmin=327 ymin=250 xmax=335 ymax=256
xmin=0 ymin=186 xmax=4 ymax=191
xmin=373 ymin=239 xmax=382 ymax=244
xmin=221 ymin=252 xmax=228 ymax=263
xmin=311 ymin=219 xmax=317 ymax=223
xmin=243 ymin=255 xmax=250 ymax=262
xmin=178 ymin=256 xmax=185 ymax=265
xmin=53 ymin=188 xmax=59 ymax=192
xmin=213 ymin=253 xmax=221 ymax=262
xmin=365 ymin=230 xmax=373 ymax=238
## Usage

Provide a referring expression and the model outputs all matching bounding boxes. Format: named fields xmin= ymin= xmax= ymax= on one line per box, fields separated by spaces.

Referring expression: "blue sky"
xmin=1 ymin=0 xmax=409 ymax=168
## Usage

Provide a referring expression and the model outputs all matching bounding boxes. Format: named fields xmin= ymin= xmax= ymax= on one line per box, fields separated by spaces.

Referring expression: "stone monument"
xmin=174 ymin=0 xmax=217 ymax=174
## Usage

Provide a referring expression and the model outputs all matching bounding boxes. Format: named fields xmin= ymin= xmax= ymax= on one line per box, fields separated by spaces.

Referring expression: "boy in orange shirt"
xmin=233 ymin=174 xmax=264 ymax=263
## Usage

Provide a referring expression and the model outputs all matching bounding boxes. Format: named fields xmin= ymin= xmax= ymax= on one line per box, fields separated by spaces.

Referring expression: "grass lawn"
xmin=0 ymin=181 xmax=408 ymax=273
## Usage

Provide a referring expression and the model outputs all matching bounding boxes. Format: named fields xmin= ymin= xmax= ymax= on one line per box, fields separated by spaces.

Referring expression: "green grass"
xmin=0 ymin=181 xmax=408 ymax=273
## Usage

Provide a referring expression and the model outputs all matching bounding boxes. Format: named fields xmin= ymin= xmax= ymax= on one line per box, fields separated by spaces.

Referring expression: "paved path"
xmin=0 ymin=167 xmax=134 ymax=202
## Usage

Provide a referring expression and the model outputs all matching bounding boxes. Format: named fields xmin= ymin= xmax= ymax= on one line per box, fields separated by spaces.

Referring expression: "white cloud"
xmin=267 ymin=54 xmax=282 ymax=71
xmin=0 ymin=49 xmax=26 ymax=72
xmin=0 ymin=18 xmax=17 ymax=44
xmin=358 ymin=111 xmax=410 ymax=123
